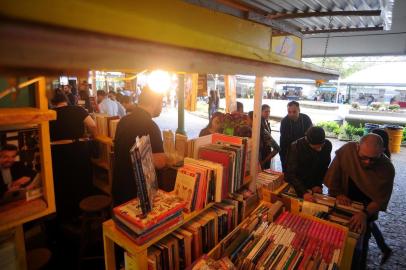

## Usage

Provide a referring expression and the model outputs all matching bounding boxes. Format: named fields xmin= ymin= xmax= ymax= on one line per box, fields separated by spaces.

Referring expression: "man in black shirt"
xmin=279 ymin=101 xmax=312 ymax=172
xmin=113 ymin=86 xmax=167 ymax=206
xmin=286 ymin=127 xmax=332 ymax=201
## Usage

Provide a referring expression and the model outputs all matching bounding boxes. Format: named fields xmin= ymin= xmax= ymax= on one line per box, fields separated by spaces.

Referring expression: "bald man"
xmin=324 ymin=134 xmax=395 ymax=269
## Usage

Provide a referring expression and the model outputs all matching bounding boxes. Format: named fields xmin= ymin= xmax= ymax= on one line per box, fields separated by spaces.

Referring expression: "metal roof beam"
xmin=247 ymin=12 xmax=304 ymax=38
xmin=302 ymin=26 xmax=383 ymax=34
xmin=269 ymin=10 xmax=381 ymax=20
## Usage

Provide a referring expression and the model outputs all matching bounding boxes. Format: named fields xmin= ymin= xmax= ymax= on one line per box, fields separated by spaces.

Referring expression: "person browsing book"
xmin=279 ymin=101 xmax=312 ymax=172
xmin=113 ymin=86 xmax=167 ymax=206
xmin=259 ymin=104 xmax=280 ymax=170
xmin=324 ymin=134 xmax=395 ymax=270
xmin=199 ymin=112 xmax=224 ymax=137
xmin=0 ymin=144 xmax=36 ymax=198
xmin=49 ymin=88 xmax=97 ymax=222
xmin=285 ymin=126 xmax=332 ymax=201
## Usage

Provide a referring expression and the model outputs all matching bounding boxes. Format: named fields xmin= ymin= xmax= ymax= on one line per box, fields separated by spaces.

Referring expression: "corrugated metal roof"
xmin=186 ymin=0 xmax=394 ymax=36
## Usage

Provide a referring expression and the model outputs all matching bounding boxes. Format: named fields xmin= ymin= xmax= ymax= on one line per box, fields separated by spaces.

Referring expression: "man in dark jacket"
xmin=0 ymin=144 xmax=36 ymax=198
xmin=285 ymin=126 xmax=332 ymax=201
xmin=279 ymin=101 xmax=312 ymax=172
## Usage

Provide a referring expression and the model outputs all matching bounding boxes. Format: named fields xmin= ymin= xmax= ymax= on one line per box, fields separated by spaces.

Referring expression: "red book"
xmin=116 ymin=215 xmax=183 ymax=245
xmin=211 ymin=133 xmax=250 ymax=181
xmin=183 ymin=164 xmax=208 ymax=209
xmin=113 ymin=190 xmax=185 ymax=232
xmin=276 ymin=211 xmax=289 ymax=224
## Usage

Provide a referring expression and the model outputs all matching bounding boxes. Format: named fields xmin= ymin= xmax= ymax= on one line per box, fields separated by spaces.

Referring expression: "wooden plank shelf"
xmin=95 ymin=134 xmax=113 ymax=145
xmin=0 ymin=108 xmax=56 ymax=125
xmin=104 ymin=202 xmax=214 ymax=253
xmin=0 ymin=199 xmax=49 ymax=232
xmin=91 ymin=158 xmax=110 ymax=170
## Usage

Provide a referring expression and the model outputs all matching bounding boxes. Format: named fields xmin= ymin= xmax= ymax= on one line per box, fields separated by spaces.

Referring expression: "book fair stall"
xmin=0 ymin=1 xmax=374 ymax=269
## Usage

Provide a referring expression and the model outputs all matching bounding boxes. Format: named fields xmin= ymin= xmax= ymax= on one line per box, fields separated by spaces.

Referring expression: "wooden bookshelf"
xmin=103 ymin=203 xmax=214 ymax=270
xmin=95 ymin=134 xmax=113 ymax=146
xmin=0 ymin=107 xmax=56 ymax=126
xmin=91 ymin=158 xmax=110 ymax=171
xmin=0 ymin=77 xmax=56 ymax=270
xmin=0 ymin=199 xmax=48 ymax=232
xmin=91 ymin=135 xmax=114 ymax=194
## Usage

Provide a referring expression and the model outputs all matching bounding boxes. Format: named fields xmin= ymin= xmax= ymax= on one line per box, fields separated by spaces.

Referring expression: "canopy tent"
xmin=342 ymin=62 xmax=406 ymax=84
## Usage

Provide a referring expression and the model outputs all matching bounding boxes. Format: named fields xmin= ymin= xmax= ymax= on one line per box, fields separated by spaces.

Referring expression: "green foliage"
xmin=403 ymin=127 xmax=406 ymax=143
xmin=388 ymin=104 xmax=400 ymax=111
xmin=317 ymin=121 xmax=340 ymax=135
xmin=338 ymin=123 xmax=364 ymax=139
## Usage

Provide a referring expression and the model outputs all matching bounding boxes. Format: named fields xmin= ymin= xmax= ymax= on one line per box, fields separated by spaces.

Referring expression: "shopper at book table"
xmin=49 ymin=89 xmax=97 ymax=222
xmin=199 ymin=112 xmax=224 ymax=137
xmin=324 ymin=134 xmax=395 ymax=270
xmin=113 ymin=86 xmax=167 ymax=206
xmin=285 ymin=126 xmax=332 ymax=201
xmin=96 ymin=90 xmax=119 ymax=116
xmin=0 ymin=144 xmax=36 ymax=199
xmin=259 ymin=104 xmax=280 ymax=170
xmin=108 ymin=91 xmax=126 ymax=117
xmin=279 ymin=101 xmax=312 ymax=172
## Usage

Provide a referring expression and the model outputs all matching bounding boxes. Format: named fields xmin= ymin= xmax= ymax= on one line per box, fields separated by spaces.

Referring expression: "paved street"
xmin=154 ymin=106 xmax=406 ymax=269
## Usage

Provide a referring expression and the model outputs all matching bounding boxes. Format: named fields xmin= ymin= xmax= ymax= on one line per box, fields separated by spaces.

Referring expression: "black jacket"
xmin=279 ymin=113 xmax=312 ymax=171
xmin=0 ymin=162 xmax=36 ymax=197
xmin=285 ymin=137 xmax=332 ymax=197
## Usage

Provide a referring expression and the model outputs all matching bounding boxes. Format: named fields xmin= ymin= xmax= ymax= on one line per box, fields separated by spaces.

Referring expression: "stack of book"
xmin=282 ymin=191 xmax=364 ymax=235
xmin=162 ymin=130 xmax=189 ymax=165
xmin=93 ymin=113 xmax=119 ymax=138
xmin=112 ymin=135 xmax=186 ymax=245
xmin=197 ymin=133 xmax=251 ymax=199
xmin=221 ymin=203 xmax=346 ymax=270
xmin=229 ymin=188 xmax=258 ymax=223
xmin=256 ymin=169 xmax=285 ymax=201
xmin=113 ymin=190 xmax=186 ymax=245
xmin=173 ymin=158 xmax=217 ymax=212
xmin=147 ymin=201 xmax=240 ymax=270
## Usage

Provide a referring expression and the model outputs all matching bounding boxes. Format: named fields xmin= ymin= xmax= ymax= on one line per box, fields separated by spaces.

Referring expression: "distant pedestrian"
xmin=208 ymin=90 xmax=218 ymax=119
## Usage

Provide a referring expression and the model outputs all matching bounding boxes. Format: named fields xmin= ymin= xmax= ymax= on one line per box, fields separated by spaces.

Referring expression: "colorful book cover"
xmin=115 ymin=214 xmax=183 ymax=245
xmin=173 ymin=168 xmax=198 ymax=212
xmin=113 ymin=190 xmax=185 ymax=230
xmin=136 ymin=135 xmax=158 ymax=210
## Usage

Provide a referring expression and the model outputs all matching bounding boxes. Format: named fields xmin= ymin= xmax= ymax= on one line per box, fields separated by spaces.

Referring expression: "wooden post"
xmin=15 ymin=225 xmax=27 ymax=270
xmin=249 ymin=76 xmax=263 ymax=191
xmin=176 ymin=74 xmax=186 ymax=135
xmin=224 ymin=75 xmax=237 ymax=113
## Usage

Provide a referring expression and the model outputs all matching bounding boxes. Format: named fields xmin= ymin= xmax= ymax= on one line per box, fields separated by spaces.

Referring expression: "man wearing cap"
xmin=324 ymin=134 xmax=395 ymax=269
xmin=285 ymin=126 xmax=332 ymax=201
xmin=112 ymin=86 xmax=167 ymax=206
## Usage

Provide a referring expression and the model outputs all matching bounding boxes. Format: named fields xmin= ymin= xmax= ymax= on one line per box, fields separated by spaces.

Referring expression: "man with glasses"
xmin=324 ymin=134 xmax=395 ymax=270
xmin=285 ymin=126 xmax=332 ymax=201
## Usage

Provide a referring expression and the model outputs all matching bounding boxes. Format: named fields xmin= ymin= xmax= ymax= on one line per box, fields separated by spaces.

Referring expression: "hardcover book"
xmin=113 ymin=189 xmax=185 ymax=232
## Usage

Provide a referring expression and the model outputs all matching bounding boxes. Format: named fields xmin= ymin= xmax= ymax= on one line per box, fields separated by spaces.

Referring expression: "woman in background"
xmin=199 ymin=112 xmax=224 ymax=137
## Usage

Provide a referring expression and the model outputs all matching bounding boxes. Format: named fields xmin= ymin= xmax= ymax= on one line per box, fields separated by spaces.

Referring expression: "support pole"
xmin=176 ymin=73 xmax=186 ymax=135
xmin=249 ymin=76 xmax=263 ymax=191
